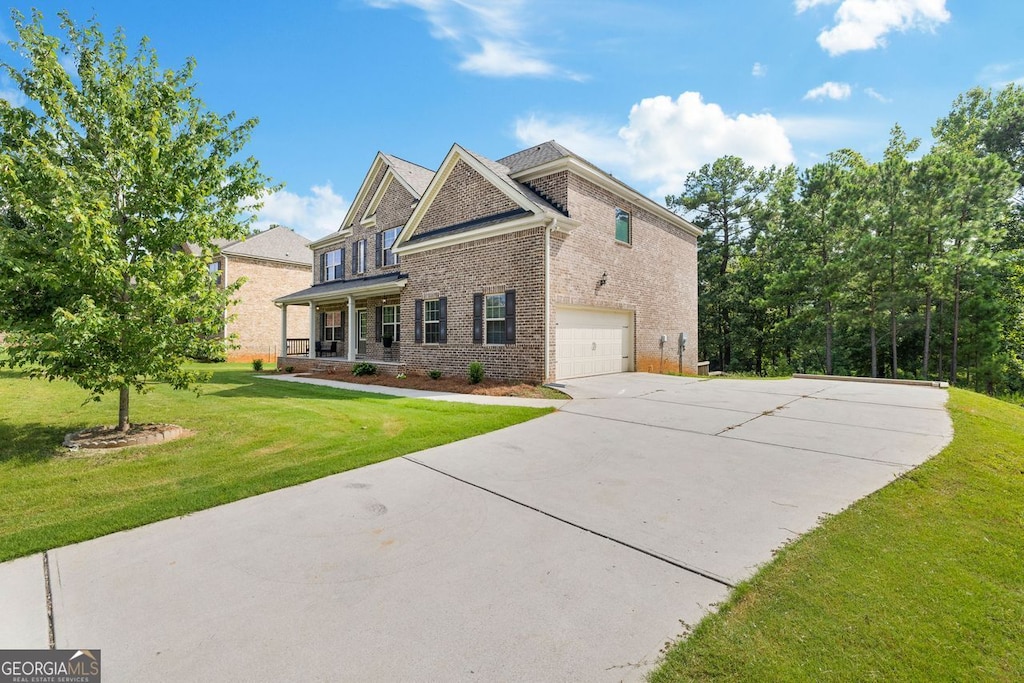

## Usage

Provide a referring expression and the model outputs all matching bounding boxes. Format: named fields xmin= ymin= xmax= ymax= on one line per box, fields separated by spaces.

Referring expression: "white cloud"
xmin=978 ymin=62 xmax=1024 ymax=88
xmin=459 ymin=40 xmax=555 ymax=78
xmin=752 ymin=62 xmax=767 ymax=77
xmin=367 ymin=0 xmax=574 ymax=79
xmin=798 ymin=0 xmax=951 ymax=56
xmin=804 ymin=81 xmax=853 ymax=101
xmin=516 ymin=92 xmax=795 ymax=197
xmin=864 ymin=86 xmax=891 ymax=102
xmin=795 ymin=0 xmax=837 ymax=12
xmin=252 ymin=183 xmax=349 ymax=240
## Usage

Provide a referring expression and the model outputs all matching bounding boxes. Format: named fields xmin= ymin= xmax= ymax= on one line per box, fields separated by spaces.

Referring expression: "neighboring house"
xmin=275 ymin=142 xmax=699 ymax=382
xmin=198 ymin=225 xmax=313 ymax=362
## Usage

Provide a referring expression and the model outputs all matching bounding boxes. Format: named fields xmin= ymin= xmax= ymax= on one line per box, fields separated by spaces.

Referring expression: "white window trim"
xmin=615 ymin=207 xmax=631 ymax=245
xmin=383 ymin=227 xmax=401 ymax=267
xmin=484 ymin=293 xmax=506 ymax=345
xmin=323 ymin=248 xmax=343 ymax=282
xmin=323 ymin=310 xmax=343 ymax=341
xmin=382 ymin=304 xmax=400 ymax=340
xmin=356 ymin=240 xmax=366 ymax=275
xmin=423 ymin=299 xmax=440 ymax=344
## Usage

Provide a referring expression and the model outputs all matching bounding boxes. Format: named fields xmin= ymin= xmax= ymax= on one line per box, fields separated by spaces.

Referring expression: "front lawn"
xmin=0 ymin=364 xmax=551 ymax=563
xmin=651 ymin=387 xmax=1024 ymax=681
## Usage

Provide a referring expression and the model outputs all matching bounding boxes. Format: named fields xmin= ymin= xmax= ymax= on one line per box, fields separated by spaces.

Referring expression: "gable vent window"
xmin=615 ymin=208 xmax=631 ymax=245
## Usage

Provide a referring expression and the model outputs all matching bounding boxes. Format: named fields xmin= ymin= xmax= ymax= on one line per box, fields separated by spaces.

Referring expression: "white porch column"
xmin=279 ymin=304 xmax=288 ymax=360
xmin=308 ymin=301 xmax=317 ymax=359
xmin=347 ymin=295 xmax=357 ymax=361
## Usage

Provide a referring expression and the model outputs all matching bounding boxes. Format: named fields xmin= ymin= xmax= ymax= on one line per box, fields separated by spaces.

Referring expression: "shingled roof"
xmin=381 ymin=153 xmax=435 ymax=197
xmin=214 ymin=225 xmax=312 ymax=266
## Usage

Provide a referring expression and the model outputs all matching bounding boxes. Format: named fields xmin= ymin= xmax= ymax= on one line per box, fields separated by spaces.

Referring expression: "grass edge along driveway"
xmin=0 ymin=364 xmax=551 ymax=563
xmin=650 ymin=387 xmax=1024 ymax=682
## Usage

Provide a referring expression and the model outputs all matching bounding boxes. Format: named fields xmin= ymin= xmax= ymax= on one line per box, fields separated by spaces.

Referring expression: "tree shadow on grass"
xmin=0 ymin=420 xmax=78 ymax=465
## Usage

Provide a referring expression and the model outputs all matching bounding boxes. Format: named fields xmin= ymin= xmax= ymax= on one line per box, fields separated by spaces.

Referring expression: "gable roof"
xmin=393 ymin=143 xmax=580 ymax=254
xmin=500 ymin=140 xmax=701 ymax=238
xmin=198 ymin=225 xmax=312 ymax=266
xmin=382 ymin=153 xmax=434 ymax=196
xmin=497 ymin=140 xmax=575 ymax=174
xmin=311 ymin=152 xmax=435 ymax=249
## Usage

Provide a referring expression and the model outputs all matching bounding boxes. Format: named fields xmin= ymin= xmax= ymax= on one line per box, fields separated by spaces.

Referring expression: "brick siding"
xmin=400 ymin=227 xmax=546 ymax=382
xmin=549 ymin=173 xmax=699 ymax=375
xmin=414 ymin=160 xmax=520 ymax=235
xmin=223 ymin=255 xmax=311 ymax=362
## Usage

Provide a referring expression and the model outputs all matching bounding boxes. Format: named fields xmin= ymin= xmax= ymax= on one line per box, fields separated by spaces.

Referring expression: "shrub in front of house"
xmin=251 ymin=358 xmax=264 ymax=372
xmin=468 ymin=362 xmax=484 ymax=384
xmin=352 ymin=362 xmax=378 ymax=376
xmin=428 ymin=369 xmax=442 ymax=380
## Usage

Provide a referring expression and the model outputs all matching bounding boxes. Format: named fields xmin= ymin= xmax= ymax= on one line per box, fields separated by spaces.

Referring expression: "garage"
xmin=555 ymin=306 xmax=633 ymax=380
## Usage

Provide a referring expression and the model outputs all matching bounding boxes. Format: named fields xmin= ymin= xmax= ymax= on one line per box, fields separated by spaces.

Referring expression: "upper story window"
xmin=355 ymin=239 xmax=366 ymax=275
xmin=382 ymin=227 xmax=401 ymax=266
xmin=424 ymin=299 xmax=440 ymax=343
xmin=321 ymin=248 xmax=344 ymax=282
xmin=615 ymin=208 xmax=631 ymax=245
xmin=485 ymin=293 xmax=506 ymax=344
xmin=207 ymin=261 xmax=222 ymax=285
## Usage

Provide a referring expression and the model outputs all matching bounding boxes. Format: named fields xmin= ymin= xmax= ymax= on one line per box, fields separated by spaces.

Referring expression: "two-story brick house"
xmin=275 ymin=141 xmax=699 ymax=382
xmin=197 ymin=225 xmax=312 ymax=362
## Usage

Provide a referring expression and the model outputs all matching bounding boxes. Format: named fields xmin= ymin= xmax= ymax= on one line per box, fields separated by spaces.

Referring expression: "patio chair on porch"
xmin=316 ymin=341 xmax=337 ymax=357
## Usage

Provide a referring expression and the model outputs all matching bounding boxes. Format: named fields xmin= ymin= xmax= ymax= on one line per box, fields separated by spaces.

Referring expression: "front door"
xmin=357 ymin=309 xmax=367 ymax=356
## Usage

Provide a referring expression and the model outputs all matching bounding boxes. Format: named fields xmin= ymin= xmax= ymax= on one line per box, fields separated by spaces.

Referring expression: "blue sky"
xmin=2 ymin=1 xmax=1021 ymax=239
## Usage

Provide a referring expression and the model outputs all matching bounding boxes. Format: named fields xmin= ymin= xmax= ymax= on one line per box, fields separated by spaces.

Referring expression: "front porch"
xmin=274 ymin=272 xmax=408 ymax=366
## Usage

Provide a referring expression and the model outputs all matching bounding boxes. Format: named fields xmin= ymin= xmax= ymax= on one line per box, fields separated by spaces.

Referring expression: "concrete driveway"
xmin=1 ymin=374 xmax=952 ymax=681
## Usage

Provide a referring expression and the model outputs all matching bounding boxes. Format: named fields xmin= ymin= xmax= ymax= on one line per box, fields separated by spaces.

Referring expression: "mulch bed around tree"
xmin=63 ymin=423 xmax=194 ymax=452
xmin=301 ymin=368 xmax=567 ymax=399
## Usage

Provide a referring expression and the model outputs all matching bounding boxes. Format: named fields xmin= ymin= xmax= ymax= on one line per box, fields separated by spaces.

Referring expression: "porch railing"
xmin=286 ymin=338 xmax=310 ymax=357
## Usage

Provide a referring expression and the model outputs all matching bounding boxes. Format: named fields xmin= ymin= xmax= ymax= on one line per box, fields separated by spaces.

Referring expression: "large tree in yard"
xmin=0 ymin=11 xmax=271 ymax=431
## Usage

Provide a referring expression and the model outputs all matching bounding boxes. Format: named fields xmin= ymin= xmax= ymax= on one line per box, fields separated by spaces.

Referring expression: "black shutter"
xmin=472 ymin=293 xmax=483 ymax=344
xmin=352 ymin=243 xmax=358 ymax=274
xmin=319 ymin=253 xmax=326 ymax=283
xmin=414 ymin=299 xmax=423 ymax=343
xmin=439 ymin=297 xmax=448 ymax=344
xmin=375 ymin=306 xmax=383 ymax=342
xmin=319 ymin=312 xmax=325 ymax=340
xmin=340 ymin=310 xmax=346 ymax=342
xmin=395 ymin=310 xmax=401 ymax=342
xmin=339 ymin=248 xmax=346 ymax=280
xmin=376 ymin=232 xmax=383 ymax=268
xmin=505 ymin=290 xmax=516 ymax=344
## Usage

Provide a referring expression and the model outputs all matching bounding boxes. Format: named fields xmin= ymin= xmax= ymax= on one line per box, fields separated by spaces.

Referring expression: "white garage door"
xmin=555 ymin=307 xmax=633 ymax=380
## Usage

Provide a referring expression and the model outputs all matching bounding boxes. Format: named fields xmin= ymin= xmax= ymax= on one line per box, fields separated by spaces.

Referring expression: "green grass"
xmin=0 ymin=364 xmax=550 ymax=562
xmin=651 ymin=387 xmax=1024 ymax=682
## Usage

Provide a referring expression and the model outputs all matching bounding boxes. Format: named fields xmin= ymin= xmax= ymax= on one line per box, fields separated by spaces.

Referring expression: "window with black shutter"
xmin=472 ymin=293 xmax=483 ymax=344
xmin=414 ymin=299 xmax=423 ymax=343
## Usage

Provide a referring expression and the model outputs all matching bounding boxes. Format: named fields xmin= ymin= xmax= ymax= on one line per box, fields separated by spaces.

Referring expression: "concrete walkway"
xmin=0 ymin=374 xmax=952 ymax=681
xmin=261 ymin=373 xmax=569 ymax=409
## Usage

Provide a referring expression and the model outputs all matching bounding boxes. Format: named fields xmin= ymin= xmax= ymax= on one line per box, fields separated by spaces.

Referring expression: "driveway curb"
xmin=793 ymin=373 xmax=949 ymax=388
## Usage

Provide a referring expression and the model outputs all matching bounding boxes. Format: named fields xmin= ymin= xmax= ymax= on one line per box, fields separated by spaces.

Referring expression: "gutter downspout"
xmin=544 ymin=218 xmax=555 ymax=382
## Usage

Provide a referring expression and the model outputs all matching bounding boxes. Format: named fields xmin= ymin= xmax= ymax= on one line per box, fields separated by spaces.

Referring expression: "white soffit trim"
xmin=394 ymin=214 xmax=549 ymax=255
xmin=512 ymin=158 xmax=702 ymax=238
xmin=394 ymin=144 xmax=543 ymax=250
xmin=308 ymin=230 xmax=352 ymax=250
xmin=337 ymin=152 xmax=389 ymax=233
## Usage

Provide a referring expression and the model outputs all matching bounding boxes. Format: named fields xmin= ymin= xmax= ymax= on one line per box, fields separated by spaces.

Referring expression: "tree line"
xmin=670 ymin=85 xmax=1024 ymax=393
